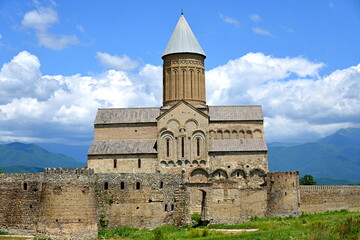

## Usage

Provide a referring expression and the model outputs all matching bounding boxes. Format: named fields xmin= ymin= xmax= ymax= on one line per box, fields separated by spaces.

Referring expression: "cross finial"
xmin=181 ymin=9 xmax=183 ymax=15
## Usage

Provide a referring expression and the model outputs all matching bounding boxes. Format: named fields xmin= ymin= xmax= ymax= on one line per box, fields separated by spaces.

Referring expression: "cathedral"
xmin=88 ymin=14 xmax=268 ymax=188
xmin=2 ymin=14 xmax=358 ymax=240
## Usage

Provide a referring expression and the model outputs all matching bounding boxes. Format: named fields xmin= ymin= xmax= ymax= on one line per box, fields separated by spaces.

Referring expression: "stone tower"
xmin=162 ymin=14 xmax=206 ymax=107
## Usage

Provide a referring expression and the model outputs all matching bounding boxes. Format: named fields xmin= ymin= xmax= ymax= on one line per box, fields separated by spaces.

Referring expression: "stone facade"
xmin=1 ymin=14 xmax=360 ymax=240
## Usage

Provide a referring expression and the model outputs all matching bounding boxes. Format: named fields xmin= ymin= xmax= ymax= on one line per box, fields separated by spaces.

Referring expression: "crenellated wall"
xmin=300 ymin=185 xmax=360 ymax=213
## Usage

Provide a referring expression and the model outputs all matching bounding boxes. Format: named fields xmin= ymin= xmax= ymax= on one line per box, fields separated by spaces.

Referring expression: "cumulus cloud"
xmin=0 ymin=51 xmax=161 ymax=144
xmin=218 ymin=13 xmax=241 ymax=27
xmin=21 ymin=7 xmax=78 ymax=50
xmin=1 ymin=51 xmax=359 ymax=144
xmin=96 ymin=52 xmax=139 ymax=70
xmin=252 ymin=27 xmax=273 ymax=37
xmin=249 ymin=14 xmax=262 ymax=22
xmin=207 ymin=53 xmax=360 ymax=142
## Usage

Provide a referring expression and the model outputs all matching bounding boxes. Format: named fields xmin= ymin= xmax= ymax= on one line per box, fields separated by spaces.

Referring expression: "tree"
xmin=300 ymin=174 xmax=316 ymax=185
xmin=0 ymin=168 xmax=3 ymax=174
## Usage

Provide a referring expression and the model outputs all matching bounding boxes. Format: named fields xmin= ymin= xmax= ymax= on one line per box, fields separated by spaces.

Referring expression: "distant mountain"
xmin=268 ymin=128 xmax=360 ymax=182
xmin=0 ymin=142 xmax=85 ymax=173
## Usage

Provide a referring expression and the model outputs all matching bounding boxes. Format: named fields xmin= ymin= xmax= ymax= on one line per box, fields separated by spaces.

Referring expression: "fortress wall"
xmin=300 ymin=185 xmax=360 ymax=213
xmin=95 ymin=173 xmax=188 ymax=229
xmin=0 ymin=173 xmax=44 ymax=234
xmin=207 ymin=185 xmax=267 ymax=224
xmin=36 ymin=168 xmax=98 ymax=240
xmin=94 ymin=123 xmax=157 ymax=140
xmin=266 ymin=171 xmax=301 ymax=218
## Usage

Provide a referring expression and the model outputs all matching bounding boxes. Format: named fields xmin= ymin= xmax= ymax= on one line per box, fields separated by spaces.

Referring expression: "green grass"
xmin=98 ymin=210 xmax=360 ymax=240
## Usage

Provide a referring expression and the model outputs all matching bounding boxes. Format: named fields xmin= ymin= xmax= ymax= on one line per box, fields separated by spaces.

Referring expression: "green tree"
xmin=0 ymin=168 xmax=3 ymax=174
xmin=300 ymin=174 xmax=316 ymax=185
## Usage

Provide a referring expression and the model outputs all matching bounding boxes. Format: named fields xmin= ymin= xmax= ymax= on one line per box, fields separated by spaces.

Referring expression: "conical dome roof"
xmin=162 ymin=14 xmax=206 ymax=58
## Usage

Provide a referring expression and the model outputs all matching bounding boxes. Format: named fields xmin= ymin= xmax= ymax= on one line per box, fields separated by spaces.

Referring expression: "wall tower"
xmin=162 ymin=14 xmax=206 ymax=107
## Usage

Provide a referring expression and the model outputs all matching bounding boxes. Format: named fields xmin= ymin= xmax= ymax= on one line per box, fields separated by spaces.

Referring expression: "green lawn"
xmin=98 ymin=210 xmax=360 ymax=240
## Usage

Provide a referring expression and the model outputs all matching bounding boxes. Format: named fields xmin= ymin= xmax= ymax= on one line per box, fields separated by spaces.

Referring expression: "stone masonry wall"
xmin=0 ymin=173 xmax=43 ymax=234
xmin=300 ymin=185 xmax=360 ymax=213
xmin=266 ymin=171 xmax=301 ymax=218
xmin=95 ymin=173 xmax=188 ymax=229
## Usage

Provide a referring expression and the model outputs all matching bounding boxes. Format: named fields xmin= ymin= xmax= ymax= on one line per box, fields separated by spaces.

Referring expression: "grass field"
xmin=98 ymin=210 xmax=360 ymax=240
xmin=1 ymin=210 xmax=359 ymax=240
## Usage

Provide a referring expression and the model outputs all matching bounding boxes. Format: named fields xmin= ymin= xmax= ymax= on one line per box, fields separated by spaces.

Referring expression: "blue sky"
xmin=0 ymin=0 xmax=360 ymax=154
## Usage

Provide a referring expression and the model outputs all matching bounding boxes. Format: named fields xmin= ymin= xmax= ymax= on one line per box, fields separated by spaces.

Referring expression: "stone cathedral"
xmin=88 ymin=14 xmax=268 ymax=185
xmin=1 ymin=14 xmax=359 ymax=240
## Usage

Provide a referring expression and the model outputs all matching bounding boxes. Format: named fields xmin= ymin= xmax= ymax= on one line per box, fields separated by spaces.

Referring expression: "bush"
xmin=191 ymin=213 xmax=201 ymax=225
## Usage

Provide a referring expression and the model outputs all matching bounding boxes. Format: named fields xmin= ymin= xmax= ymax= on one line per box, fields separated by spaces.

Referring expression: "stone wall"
xmin=0 ymin=173 xmax=43 ymax=234
xmin=266 ymin=171 xmax=301 ymax=218
xmin=300 ymin=185 xmax=360 ymax=213
xmin=95 ymin=173 xmax=188 ymax=229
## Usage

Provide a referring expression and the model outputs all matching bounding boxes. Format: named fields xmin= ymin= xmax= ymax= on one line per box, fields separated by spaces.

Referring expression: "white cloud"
xmin=1 ymin=51 xmax=359 ymax=144
xmin=249 ymin=14 xmax=262 ymax=22
xmin=21 ymin=7 xmax=78 ymax=50
xmin=207 ymin=53 xmax=360 ymax=142
xmin=0 ymin=51 xmax=161 ymax=144
xmin=279 ymin=25 xmax=294 ymax=33
xmin=218 ymin=13 xmax=240 ymax=27
xmin=96 ymin=52 xmax=139 ymax=70
xmin=252 ymin=27 xmax=273 ymax=37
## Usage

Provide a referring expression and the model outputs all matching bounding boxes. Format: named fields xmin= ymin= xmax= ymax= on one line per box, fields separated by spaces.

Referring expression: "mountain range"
xmin=0 ymin=142 xmax=85 ymax=173
xmin=268 ymin=128 xmax=360 ymax=184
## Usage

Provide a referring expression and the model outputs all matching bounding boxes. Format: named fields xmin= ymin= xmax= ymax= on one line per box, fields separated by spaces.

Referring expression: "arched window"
xmin=138 ymin=159 xmax=141 ymax=168
xmin=136 ymin=182 xmax=141 ymax=190
xmin=23 ymin=182 xmax=28 ymax=191
xmin=181 ymin=137 xmax=185 ymax=158
xmin=182 ymin=70 xmax=186 ymax=98
xmin=113 ymin=159 xmax=117 ymax=168
xmin=164 ymin=204 xmax=168 ymax=212
xmin=196 ymin=138 xmax=200 ymax=156
xmin=104 ymin=182 xmax=109 ymax=190
xmin=120 ymin=182 xmax=125 ymax=190
xmin=166 ymin=139 xmax=170 ymax=157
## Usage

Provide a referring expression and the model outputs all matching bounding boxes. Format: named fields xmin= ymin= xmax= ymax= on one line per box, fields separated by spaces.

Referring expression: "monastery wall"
xmin=95 ymin=173 xmax=188 ymax=229
xmin=300 ymin=185 xmax=360 ymax=213
xmin=266 ymin=171 xmax=301 ymax=218
xmin=94 ymin=123 xmax=157 ymax=140
xmin=0 ymin=173 xmax=43 ymax=234
xmin=209 ymin=122 xmax=264 ymax=139
xmin=88 ymin=154 xmax=158 ymax=173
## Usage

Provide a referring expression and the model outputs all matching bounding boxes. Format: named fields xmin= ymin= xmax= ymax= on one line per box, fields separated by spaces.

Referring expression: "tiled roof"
xmin=94 ymin=108 xmax=160 ymax=124
xmin=209 ymin=139 xmax=267 ymax=152
xmin=208 ymin=106 xmax=263 ymax=121
xmin=162 ymin=14 xmax=206 ymax=57
xmin=88 ymin=139 xmax=157 ymax=155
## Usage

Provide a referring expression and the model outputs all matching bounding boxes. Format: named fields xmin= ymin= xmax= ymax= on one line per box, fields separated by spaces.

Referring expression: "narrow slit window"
xmin=138 ymin=159 xmax=141 ymax=168
xmin=181 ymin=137 xmax=185 ymax=158
xmin=23 ymin=182 xmax=28 ymax=191
xmin=196 ymin=138 xmax=200 ymax=156
xmin=171 ymin=204 xmax=174 ymax=211
xmin=136 ymin=182 xmax=141 ymax=190
xmin=104 ymin=182 xmax=109 ymax=190
xmin=113 ymin=159 xmax=117 ymax=168
xmin=120 ymin=182 xmax=125 ymax=190
xmin=165 ymin=204 xmax=168 ymax=212
xmin=160 ymin=181 xmax=164 ymax=189
xmin=166 ymin=139 xmax=170 ymax=157
xmin=237 ymin=172 xmax=240 ymax=177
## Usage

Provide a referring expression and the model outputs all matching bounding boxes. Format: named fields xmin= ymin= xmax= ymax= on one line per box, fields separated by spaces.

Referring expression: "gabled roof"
xmin=94 ymin=108 xmax=160 ymax=124
xmin=209 ymin=139 xmax=268 ymax=152
xmin=208 ymin=106 xmax=263 ymax=121
xmin=162 ymin=14 xmax=206 ymax=58
xmin=88 ymin=139 xmax=157 ymax=155
xmin=157 ymin=100 xmax=209 ymax=120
